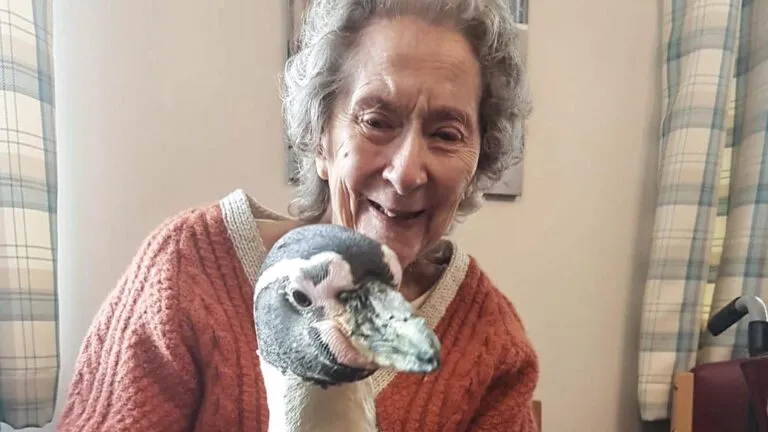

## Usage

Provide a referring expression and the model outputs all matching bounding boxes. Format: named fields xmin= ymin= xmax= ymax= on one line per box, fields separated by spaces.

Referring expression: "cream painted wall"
xmin=2 ymin=0 xmax=663 ymax=431
xmin=450 ymin=1 xmax=663 ymax=430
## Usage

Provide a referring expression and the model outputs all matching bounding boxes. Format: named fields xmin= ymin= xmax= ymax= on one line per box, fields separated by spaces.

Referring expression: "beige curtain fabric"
xmin=638 ymin=0 xmax=768 ymax=421
xmin=0 ymin=0 xmax=59 ymax=428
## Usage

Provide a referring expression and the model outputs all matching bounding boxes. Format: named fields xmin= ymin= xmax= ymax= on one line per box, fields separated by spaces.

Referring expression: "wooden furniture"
xmin=533 ymin=399 xmax=542 ymax=431
xmin=670 ymin=372 xmax=694 ymax=432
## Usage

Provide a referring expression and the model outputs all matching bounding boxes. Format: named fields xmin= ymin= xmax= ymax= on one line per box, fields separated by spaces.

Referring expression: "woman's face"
xmin=315 ymin=16 xmax=482 ymax=269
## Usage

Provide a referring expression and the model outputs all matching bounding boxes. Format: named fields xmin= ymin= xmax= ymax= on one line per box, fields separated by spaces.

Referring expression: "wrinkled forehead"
xmin=255 ymin=246 xmax=402 ymax=295
xmin=342 ymin=16 xmax=482 ymax=110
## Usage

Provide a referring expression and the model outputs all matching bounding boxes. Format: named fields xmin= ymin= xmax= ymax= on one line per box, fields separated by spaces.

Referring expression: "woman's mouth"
xmin=368 ymin=199 xmax=425 ymax=221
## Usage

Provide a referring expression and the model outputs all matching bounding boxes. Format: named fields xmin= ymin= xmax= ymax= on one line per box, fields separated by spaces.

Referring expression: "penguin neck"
xmin=260 ymin=361 xmax=378 ymax=432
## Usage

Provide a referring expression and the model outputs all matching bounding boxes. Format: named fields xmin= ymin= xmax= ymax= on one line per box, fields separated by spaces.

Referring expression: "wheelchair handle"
xmin=708 ymin=295 xmax=768 ymax=336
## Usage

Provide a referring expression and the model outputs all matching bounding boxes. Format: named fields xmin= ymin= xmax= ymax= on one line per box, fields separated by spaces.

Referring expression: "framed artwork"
xmin=484 ymin=0 xmax=528 ymax=199
xmin=287 ymin=0 xmax=310 ymax=58
xmin=285 ymin=0 xmax=530 ymax=199
xmin=285 ymin=0 xmax=311 ymax=184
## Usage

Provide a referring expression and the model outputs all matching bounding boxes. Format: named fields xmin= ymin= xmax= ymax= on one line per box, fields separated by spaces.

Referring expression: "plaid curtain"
xmin=638 ymin=0 xmax=768 ymax=421
xmin=0 ymin=0 xmax=58 ymax=429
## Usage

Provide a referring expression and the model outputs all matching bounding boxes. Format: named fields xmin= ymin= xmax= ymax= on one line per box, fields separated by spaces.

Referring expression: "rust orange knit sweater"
xmin=58 ymin=190 xmax=539 ymax=431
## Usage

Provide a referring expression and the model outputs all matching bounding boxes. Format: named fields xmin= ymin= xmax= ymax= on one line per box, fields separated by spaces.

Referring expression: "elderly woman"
xmin=59 ymin=0 xmax=538 ymax=430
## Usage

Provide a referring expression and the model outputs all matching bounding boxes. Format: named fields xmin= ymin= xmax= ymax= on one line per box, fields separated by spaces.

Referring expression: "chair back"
xmin=740 ymin=356 xmax=768 ymax=431
xmin=691 ymin=359 xmax=752 ymax=431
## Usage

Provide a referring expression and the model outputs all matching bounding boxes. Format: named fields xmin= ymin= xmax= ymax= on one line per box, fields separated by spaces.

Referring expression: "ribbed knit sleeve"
xmin=466 ymin=296 xmax=539 ymax=431
xmin=58 ymin=213 xmax=202 ymax=432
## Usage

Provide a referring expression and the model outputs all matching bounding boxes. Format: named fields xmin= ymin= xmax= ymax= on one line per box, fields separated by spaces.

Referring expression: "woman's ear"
xmin=315 ymin=156 xmax=329 ymax=180
xmin=314 ymin=139 xmax=329 ymax=180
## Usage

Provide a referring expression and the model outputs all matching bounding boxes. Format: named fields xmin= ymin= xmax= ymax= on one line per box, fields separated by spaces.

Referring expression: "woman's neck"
xmin=400 ymin=241 xmax=452 ymax=302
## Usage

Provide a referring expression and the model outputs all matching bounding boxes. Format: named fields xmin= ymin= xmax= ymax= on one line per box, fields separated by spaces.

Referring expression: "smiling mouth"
xmin=368 ymin=199 xmax=425 ymax=221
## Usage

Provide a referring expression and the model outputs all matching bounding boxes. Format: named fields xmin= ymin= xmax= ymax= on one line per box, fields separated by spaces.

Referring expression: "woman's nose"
xmin=383 ymin=133 xmax=428 ymax=196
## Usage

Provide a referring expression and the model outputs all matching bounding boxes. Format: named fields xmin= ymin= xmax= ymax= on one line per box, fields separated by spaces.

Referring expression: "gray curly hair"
xmin=282 ymin=0 xmax=531 ymax=222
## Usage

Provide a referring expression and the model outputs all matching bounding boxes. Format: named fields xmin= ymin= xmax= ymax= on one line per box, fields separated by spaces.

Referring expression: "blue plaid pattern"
xmin=0 ymin=0 xmax=58 ymax=428
xmin=638 ymin=0 xmax=768 ymax=421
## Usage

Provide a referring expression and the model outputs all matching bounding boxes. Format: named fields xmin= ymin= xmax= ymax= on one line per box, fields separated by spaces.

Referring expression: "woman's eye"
xmin=361 ymin=114 xmax=392 ymax=130
xmin=366 ymin=118 xmax=385 ymax=128
xmin=434 ymin=129 xmax=463 ymax=142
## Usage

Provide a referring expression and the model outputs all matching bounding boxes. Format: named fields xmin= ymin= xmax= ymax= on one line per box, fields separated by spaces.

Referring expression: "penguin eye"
xmin=292 ymin=290 xmax=313 ymax=308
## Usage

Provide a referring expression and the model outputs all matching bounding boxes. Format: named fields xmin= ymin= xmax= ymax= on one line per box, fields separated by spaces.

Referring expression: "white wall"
xmin=451 ymin=2 xmax=663 ymax=430
xmin=3 ymin=0 xmax=663 ymax=431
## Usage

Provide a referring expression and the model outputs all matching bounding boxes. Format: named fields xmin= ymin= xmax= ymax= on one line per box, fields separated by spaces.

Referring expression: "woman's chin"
xmin=355 ymin=226 xmax=419 ymax=268
xmin=345 ymin=208 xmax=426 ymax=266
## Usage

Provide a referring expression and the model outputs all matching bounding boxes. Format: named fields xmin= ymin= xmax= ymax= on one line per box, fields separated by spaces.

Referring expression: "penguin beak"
xmin=339 ymin=282 xmax=441 ymax=374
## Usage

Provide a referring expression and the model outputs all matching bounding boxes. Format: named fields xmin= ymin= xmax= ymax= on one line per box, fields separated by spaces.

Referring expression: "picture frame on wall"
xmin=285 ymin=0 xmax=310 ymax=184
xmin=285 ymin=0 xmax=307 ymax=184
xmin=287 ymin=0 xmax=309 ymax=58
xmin=285 ymin=0 xmax=530 ymax=199
xmin=484 ymin=0 xmax=528 ymax=199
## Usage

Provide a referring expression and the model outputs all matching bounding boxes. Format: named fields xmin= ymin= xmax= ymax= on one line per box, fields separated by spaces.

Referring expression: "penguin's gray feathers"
xmin=262 ymin=224 xmax=398 ymax=288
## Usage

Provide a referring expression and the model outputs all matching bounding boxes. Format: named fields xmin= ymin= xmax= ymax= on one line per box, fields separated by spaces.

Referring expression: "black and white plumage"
xmin=253 ymin=224 xmax=441 ymax=432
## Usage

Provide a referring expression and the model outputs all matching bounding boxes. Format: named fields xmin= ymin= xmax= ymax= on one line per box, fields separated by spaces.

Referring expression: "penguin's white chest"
xmin=261 ymin=361 xmax=378 ymax=432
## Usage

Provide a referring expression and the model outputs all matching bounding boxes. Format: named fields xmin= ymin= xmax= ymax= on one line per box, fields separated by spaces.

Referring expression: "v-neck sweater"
xmin=58 ymin=189 xmax=539 ymax=431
